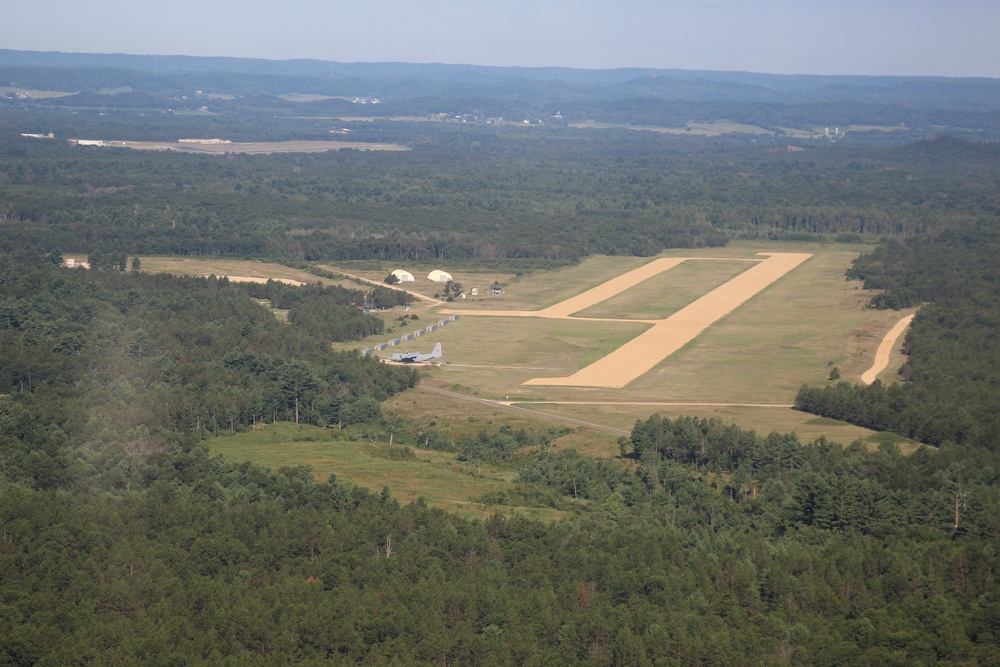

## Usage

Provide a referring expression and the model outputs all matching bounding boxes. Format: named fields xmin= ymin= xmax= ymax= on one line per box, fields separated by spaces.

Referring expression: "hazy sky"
xmin=2 ymin=0 xmax=998 ymax=77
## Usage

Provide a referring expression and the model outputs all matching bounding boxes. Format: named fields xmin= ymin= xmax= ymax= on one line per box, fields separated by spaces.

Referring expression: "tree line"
xmin=0 ymin=251 xmax=418 ymax=451
xmin=795 ymin=220 xmax=1000 ymax=449
xmin=3 ymin=114 xmax=999 ymax=263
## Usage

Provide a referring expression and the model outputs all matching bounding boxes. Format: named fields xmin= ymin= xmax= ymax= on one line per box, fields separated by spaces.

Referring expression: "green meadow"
xmin=205 ymin=422 xmax=568 ymax=520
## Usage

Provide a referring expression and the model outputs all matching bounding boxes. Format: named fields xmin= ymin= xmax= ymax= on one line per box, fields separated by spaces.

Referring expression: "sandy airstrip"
xmin=443 ymin=252 xmax=812 ymax=388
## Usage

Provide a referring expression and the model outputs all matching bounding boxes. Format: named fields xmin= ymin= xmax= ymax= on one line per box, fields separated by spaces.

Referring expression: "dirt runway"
xmin=441 ymin=253 xmax=811 ymax=388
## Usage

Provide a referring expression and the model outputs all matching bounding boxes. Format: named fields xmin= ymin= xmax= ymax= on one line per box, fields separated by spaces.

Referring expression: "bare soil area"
xmin=861 ymin=313 xmax=915 ymax=384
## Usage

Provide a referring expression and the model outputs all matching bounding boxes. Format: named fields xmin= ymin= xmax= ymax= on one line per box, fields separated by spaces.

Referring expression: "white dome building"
xmin=390 ymin=269 xmax=414 ymax=282
xmin=427 ymin=269 xmax=453 ymax=282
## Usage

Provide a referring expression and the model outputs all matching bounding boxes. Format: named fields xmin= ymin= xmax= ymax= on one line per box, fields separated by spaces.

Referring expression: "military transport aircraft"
xmin=387 ymin=342 xmax=442 ymax=363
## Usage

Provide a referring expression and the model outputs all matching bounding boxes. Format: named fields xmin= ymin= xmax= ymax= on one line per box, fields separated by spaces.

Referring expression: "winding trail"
xmin=861 ymin=313 xmax=915 ymax=384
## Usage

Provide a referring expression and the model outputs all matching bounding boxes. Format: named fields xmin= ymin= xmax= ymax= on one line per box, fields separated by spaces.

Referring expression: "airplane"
xmin=387 ymin=342 xmax=442 ymax=363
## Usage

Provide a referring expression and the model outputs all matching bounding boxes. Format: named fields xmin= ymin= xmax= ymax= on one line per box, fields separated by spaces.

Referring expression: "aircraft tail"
xmin=431 ymin=342 xmax=442 ymax=358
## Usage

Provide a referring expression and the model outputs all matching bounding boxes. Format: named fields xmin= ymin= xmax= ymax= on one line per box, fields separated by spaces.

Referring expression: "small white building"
xmin=390 ymin=269 xmax=415 ymax=282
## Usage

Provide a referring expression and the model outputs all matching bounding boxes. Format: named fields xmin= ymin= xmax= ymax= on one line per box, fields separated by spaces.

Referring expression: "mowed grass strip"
xmin=206 ymin=422 xmax=565 ymax=520
xmin=410 ymin=315 xmax=651 ymax=396
xmin=573 ymin=259 xmax=754 ymax=320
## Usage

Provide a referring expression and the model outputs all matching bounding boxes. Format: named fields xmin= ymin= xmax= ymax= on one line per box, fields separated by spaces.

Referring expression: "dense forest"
xmin=0 ymin=252 xmax=418 ymax=443
xmin=2 ymin=53 xmax=1000 ymax=664
xmin=2 ymin=115 xmax=999 ymax=263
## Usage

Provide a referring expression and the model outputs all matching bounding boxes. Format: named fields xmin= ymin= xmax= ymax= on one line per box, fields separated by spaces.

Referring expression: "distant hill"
xmin=3 ymin=49 xmax=999 ymax=139
xmin=3 ymin=49 xmax=999 ymax=110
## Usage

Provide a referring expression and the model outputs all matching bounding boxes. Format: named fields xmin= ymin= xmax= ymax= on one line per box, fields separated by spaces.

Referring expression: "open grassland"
xmin=206 ymin=422 xmax=567 ymax=521
xmin=131 ymin=256 xmax=322 ymax=284
xmin=399 ymin=243 xmax=901 ymax=402
xmin=383 ymin=383 xmax=915 ymax=454
xmin=524 ymin=253 xmax=812 ymax=388
xmin=183 ymin=243 xmax=919 ymax=477
xmin=574 ymin=259 xmax=753 ymax=320
xmin=138 ymin=246 xmax=913 ymax=448
xmin=334 ymin=244 xmax=914 ymax=403
xmin=612 ymin=244 xmax=909 ymax=401
xmin=368 ymin=315 xmax=651 ymax=392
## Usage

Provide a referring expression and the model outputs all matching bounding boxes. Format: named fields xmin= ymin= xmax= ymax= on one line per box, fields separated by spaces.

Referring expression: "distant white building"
xmin=427 ymin=269 xmax=453 ymax=283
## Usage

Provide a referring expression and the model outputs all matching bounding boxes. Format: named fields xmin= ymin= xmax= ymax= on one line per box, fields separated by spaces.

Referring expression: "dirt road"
xmin=861 ymin=313 xmax=915 ymax=384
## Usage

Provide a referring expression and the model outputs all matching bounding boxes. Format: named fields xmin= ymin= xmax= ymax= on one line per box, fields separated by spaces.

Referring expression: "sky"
xmin=2 ymin=0 xmax=998 ymax=78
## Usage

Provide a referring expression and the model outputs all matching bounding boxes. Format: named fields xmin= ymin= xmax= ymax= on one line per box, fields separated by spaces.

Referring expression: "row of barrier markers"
xmin=361 ymin=314 xmax=459 ymax=356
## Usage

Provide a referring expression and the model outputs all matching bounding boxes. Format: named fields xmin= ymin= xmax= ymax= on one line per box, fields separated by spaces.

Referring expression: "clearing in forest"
xmin=449 ymin=253 xmax=812 ymax=388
